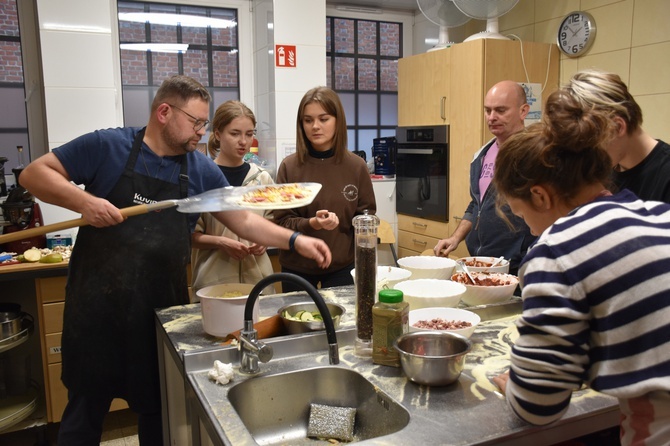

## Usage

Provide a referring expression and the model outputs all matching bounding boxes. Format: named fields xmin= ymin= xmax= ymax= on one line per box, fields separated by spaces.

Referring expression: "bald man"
xmin=434 ymin=80 xmax=535 ymax=275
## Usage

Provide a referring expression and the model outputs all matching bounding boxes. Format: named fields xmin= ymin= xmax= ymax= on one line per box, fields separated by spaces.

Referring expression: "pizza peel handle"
xmin=0 ymin=200 xmax=179 ymax=245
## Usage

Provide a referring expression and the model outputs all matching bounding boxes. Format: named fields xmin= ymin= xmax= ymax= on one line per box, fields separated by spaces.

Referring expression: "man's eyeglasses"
xmin=167 ymin=103 xmax=210 ymax=131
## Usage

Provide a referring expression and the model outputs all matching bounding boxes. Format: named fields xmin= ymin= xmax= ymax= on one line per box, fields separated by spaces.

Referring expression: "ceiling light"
xmin=120 ymin=43 xmax=189 ymax=53
xmin=334 ymin=5 xmax=383 ymax=14
xmin=118 ymin=12 xmax=236 ymax=28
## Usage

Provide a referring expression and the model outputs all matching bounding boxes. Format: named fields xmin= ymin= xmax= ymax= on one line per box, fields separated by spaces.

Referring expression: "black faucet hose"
xmin=245 ymin=273 xmax=338 ymax=346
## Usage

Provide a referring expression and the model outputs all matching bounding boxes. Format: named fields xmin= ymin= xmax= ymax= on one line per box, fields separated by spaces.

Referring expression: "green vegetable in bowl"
xmin=282 ymin=309 xmax=324 ymax=322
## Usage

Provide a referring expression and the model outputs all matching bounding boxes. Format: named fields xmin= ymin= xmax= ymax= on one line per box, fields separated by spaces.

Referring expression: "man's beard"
xmin=161 ymin=126 xmax=197 ymax=155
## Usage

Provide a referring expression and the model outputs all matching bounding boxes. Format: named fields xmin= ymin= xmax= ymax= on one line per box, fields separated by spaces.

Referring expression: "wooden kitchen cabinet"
xmin=397 ymin=214 xmax=453 ymax=257
xmin=398 ymin=50 xmax=450 ymax=126
xmin=35 ymin=276 xmax=127 ymax=422
xmin=397 ymin=39 xmax=559 ymax=259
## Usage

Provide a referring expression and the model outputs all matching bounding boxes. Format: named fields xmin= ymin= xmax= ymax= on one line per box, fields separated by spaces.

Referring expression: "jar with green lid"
xmin=372 ymin=289 xmax=409 ymax=367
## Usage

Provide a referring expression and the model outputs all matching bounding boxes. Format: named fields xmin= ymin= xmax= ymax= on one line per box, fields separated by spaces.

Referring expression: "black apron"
xmin=61 ymin=129 xmax=190 ymax=413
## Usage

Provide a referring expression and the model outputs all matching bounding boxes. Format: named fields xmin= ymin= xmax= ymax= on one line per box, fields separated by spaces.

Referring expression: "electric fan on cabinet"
xmin=452 ymin=0 xmax=519 ymax=41
xmin=416 ymin=0 xmax=471 ymax=51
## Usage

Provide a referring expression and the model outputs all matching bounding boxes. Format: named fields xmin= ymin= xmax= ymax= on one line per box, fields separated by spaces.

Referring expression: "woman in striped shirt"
xmin=491 ymin=90 xmax=670 ymax=446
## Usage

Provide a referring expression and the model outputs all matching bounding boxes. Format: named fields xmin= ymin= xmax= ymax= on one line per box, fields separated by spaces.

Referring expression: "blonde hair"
xmin=566 ymin=69 xmax=643 ymax=135
xmin=295 ymin=86 xmax=348 ymax=164
xmin=207 ymin=100 xmax=256 ymax=158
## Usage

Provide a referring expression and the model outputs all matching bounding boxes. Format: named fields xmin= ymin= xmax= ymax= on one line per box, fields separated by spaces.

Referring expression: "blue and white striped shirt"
xmin=505 ymin=189 xmax=670 ymax=444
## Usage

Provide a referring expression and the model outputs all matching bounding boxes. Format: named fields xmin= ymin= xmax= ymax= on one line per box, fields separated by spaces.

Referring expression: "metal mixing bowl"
xmin=394 ymin=331 xmax=472 ymax=386
xmin=277 ymin=302 xmax=345 ymax=335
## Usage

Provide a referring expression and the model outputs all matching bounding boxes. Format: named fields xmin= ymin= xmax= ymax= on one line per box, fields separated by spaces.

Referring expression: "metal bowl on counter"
xmin=277 ymin=302 xmax=345 ymax=335
xmin=1 ymin=302 xmax=23 ymax=341
xmin=394 ymin=331 xmax=472 ymax=386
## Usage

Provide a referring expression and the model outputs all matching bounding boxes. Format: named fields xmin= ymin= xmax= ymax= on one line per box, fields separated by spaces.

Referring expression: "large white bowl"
xmin=197 ymin=283 xmax=259 ymax=337
xmin=397 ymin=256 xmax=457 ymax=280
xmin=350 ymin=265 xmax=412 ymax=290
xmin=456 ymin=256 xmax=510 ymax=274
xmin=393 ymin=279 xmax=466 ymax=310
xmin=451 ymin=272 xmax=519 ymax=307
xmin=408 ymin=307 xmax=481 ymax=339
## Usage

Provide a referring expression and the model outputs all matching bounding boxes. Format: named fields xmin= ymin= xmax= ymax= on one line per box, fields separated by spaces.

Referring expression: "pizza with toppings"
xmin=238 ymin=183 xmax=321 ymax=209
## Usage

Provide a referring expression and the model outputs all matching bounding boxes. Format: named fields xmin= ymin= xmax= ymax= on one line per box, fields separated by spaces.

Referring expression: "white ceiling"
xmin=326 ymin=0 xmax=420 ymax=13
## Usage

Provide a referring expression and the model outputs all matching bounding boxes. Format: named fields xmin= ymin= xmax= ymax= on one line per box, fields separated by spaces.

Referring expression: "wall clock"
xmin=557 ymin=11 xmax=596 ymax=57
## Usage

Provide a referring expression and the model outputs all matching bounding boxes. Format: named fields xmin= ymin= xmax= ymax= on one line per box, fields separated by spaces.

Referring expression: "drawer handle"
xmin=454 ymin=216 xmax=462 ymax=222
xmin=412 ymin=239 xmax=428 ymax=246
xmin=412 ymin=222 xmax=428 ymax=229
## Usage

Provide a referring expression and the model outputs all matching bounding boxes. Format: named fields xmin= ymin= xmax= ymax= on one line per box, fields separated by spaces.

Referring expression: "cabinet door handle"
xmin=412 ymin=222 xmax=428 ymax=229
xmin=412 ymin=239 xmax=428 ymax=246
xmin=440 ymin=96 xmax=446 ymax=120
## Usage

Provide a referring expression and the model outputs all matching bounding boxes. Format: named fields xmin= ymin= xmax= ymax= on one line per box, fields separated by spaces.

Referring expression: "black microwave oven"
xmin=395 ymin=125 xmax=449 ymax=222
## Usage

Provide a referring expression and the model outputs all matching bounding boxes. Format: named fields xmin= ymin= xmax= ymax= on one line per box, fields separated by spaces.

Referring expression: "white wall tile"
xmin=534 ymin=0 xmax=580 ymax=23
xmin=274 ymin=45 xmax=327 ymax=93
xmin=273 ymin=0 xmax=325 ymax=44
xmin=44 ymin=88 xmax=119 ymax=145
xmin=40 ymin=31 xmax=116 ymax=88
xmin=636 ymin=93 xmax=670 ymax=143
xmin=37 ymin=0 xmax=112 ymax=32
xmin=632 ymin=0 xmax=670 ymax=46
xmin=274 ymin=91 xmax=302 ymax=142
xmin=630 ymin=42 xmax=670 ymax=95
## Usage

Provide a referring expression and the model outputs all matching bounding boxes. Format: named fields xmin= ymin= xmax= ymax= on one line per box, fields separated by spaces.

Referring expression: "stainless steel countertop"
xmin=155 ymin=286 xmax=619 ymax=446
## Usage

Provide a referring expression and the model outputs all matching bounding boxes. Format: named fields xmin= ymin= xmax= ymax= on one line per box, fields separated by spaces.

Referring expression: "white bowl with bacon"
xmin=408 ymin=307 xmax=481 ymax=339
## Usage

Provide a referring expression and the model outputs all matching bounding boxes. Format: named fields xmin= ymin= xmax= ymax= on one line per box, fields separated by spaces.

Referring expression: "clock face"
xmin=558 ymin=11 xmax=596 ymax=57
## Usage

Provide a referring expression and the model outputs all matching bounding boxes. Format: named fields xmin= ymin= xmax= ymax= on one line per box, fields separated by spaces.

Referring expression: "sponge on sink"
xmin=307 ymin=403 xmax=357 ymax=442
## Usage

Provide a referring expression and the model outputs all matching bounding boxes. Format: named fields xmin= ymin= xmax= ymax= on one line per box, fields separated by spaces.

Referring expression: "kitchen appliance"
xmin=395 ymin=125 xmax=449 ymax=222
xmin=1 ymin=167 xmax=47 ymax=253
xmin=373 ymin=136 xmax=396 ymax=175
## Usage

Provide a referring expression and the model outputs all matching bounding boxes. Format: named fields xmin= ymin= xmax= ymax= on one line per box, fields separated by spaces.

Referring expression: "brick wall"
xmin=327 ymin=17 xmax=399 ymax=93
xmin=118 ymin=2 xmax=238 ymax=88
xmin=0 ymin=0 xmax=23 ymax=83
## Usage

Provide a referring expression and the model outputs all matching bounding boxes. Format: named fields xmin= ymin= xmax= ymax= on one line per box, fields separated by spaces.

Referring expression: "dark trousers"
xmin=281 ymin=263 xmax=355 ymax=293
xmin=57 ymin=391 xmax=162 ymax=446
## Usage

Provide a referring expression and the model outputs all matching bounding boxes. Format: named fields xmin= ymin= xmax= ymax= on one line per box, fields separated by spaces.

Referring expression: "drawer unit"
xmin=36 ymin=276 xmax=67 ymax=303
xmin=398 ymin=214 xmax=450 ymax=257
xmin=42 ymin=302 xmax=64 ymax=334
xmin=45 ymin=333 xmax=62 ymax=364
xmin=36 ymin=275 xmax=127 ymax=422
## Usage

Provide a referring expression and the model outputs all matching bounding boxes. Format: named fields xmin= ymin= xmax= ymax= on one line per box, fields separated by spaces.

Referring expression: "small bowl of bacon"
xmin=408 ymin=307 xmax=480 ymax=339
xmin=456 ymin=256 xmax=509 ymax=274
xmin=451 ymin=272 xmax=519 ymax=306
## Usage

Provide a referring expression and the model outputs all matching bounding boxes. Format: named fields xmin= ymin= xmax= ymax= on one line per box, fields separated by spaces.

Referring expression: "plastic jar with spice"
xmin=372 ymin=289 xmax=409 ymax=367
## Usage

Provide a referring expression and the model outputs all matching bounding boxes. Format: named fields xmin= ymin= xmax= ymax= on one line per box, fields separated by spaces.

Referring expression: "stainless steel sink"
xmin=227 ymin=366 xmax=410 ymax=444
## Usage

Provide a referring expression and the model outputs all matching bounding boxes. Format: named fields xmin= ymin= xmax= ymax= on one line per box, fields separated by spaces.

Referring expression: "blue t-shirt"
xmin=53 ymin=127 xmax=228 ymax=228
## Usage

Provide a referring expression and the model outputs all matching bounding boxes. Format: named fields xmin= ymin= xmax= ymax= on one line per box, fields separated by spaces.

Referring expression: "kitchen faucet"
xmin=239 ymin=272 xmax=340 ymax=374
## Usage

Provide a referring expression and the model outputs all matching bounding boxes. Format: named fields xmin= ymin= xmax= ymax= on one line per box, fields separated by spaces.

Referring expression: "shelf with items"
xmin=0 ymin=308 xmax=39 ymax=433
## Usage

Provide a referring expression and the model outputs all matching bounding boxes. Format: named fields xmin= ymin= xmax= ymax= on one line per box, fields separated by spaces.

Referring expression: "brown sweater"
xmin=275 ymin=151 xmax=376 ymax=274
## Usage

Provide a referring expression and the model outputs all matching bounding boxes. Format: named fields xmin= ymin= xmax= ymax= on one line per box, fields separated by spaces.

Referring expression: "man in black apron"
xmin=19 ymin=76 xmax=331 ymax=445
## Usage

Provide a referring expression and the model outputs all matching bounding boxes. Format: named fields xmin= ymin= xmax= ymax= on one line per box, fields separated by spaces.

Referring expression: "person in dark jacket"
xmin=434 ymin=80 xmax=535 ymax=275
